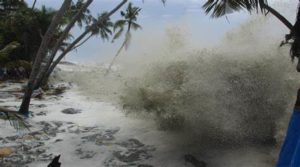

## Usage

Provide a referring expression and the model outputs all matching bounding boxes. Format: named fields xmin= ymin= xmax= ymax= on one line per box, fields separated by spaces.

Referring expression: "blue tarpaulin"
xmin=276 ymin=109 xmax=300 ymax=167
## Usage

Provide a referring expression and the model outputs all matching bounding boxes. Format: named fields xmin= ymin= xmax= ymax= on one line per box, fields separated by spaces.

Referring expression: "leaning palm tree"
xmin=105 ymin=2 xmax=141 ymax=75
xmin=202 ymin=0 xmax=300 ymax=71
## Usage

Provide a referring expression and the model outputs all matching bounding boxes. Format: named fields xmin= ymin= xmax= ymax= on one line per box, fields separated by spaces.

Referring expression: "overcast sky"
xmin=24 ymin=0 xmax=252 ymax=63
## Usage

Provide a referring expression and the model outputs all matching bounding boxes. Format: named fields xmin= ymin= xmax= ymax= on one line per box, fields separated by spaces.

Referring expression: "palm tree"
xmin=105 ymin=2 xmax=141 ymax=74
xmin=202 ymin=0 xmax=300 ymax=71
xmin=41 ymin=0 xmax=128 ymax=88
xmin=72 ymin=12 xmax=114 ymax=50
xmin=66 ymin=0 xmax=93 ymax=28
xmin=31 ymin=0 xmax=37 ymax=9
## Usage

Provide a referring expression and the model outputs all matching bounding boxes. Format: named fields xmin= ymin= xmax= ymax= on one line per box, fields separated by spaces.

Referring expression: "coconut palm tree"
xmin=18 ymin=0 xmax=129 ymax=115
xmin=72 ymin=12 xmax=114 ymax=50
xmin=106 ymin=2 xmax=141 ymax=74
xmin=202 ymin=0 xmax=300 ymax=71
xmin=66 ymin=0 xmax=93 ymax=28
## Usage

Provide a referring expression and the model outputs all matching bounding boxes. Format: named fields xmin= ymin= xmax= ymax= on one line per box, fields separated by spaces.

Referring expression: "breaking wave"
xmin=57 ymin=1 xmax=300 ymax=148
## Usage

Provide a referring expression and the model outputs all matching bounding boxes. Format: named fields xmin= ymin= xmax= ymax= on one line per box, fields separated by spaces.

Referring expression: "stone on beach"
xmin=61 ymin=108 xmax=82 ymax=114
xmin=0 ymin=147 xmax=13 ymax=158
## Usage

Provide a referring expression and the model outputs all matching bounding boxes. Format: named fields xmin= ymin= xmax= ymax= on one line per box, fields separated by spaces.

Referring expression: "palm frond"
xmin=202 ymin=0 xmax=268 ymax=18
xmin=114 ymin=20 xmax=127 ymax=31
xmin=131 ymin=22 xmax=142 ymax=30
xmin=87 ymin=12 xmax=114 ymax=41
xmin=0 ymin=107 xmax=30 ymax=131
xmin=112 ymin=27 xmax=124 ymax=41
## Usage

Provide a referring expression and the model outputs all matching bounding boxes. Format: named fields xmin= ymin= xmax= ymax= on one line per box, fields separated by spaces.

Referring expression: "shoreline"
xmin=0 ymin=80 xmax=279 ymax=167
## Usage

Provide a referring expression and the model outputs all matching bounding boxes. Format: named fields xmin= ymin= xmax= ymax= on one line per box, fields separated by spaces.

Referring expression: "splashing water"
xmin=55 ymin=2 xmax=300 ymax=166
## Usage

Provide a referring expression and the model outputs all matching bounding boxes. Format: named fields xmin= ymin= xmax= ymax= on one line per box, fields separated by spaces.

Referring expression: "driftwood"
xmin=48 ymin=155 xmax=61 ymax=167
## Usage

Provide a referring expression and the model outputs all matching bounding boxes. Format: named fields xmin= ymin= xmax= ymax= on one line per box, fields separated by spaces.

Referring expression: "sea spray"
xmin=117 ymin=15 xmax=299 ymax=145
xmin=55 ymin=0 xmax=300 ymax=158
xmin=58 ymin=15 xmax=299 ymax=143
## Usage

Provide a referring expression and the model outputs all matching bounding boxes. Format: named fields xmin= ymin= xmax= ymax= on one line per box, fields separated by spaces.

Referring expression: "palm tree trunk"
xmin=31 ymin=0 xmax=37 ymax=10
xmin=72 ymin=34 xmax=93 ymax=50
xmin=42 ymin=0 xmax=128 ymax=84
xmin=105 ymin=40 xmax=126 ymax=75
xmin=42 ymin=29 xmax=93 ymax=85
xmin=34 ymin=0 xmax=93 ymax=89
xmin=262 ymin=4 xmax=293 ymax=31
xmin=18 ymin=84 xmax=33 ymax=115
xmin=19 ymin=0 xmax=72 ymax=115
xmin=292 ymin=2 xmax=300 ymax=71
xmin=106 ymin=25 xmax=132 ymax=75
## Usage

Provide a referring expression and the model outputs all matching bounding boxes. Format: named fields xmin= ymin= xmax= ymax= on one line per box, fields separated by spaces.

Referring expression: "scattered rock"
xmin=75 ymin=148 xmax=96 ymax=159
xmin=184 ymin=154 xmax=207 ymax=167
xmin=0 ymin=92 xmax=14 ymax=99
xmin=104 ymin=138 xmax=155 ymax=167
xmin=113 ymin=150 xmax=149 ymax=163
xmin=36 ymin=111 xmax=47 ymax=116
xmin=0 ymin=147 xmax=13 ymax=158
xmin=54 ymin=139 xmax=63 ymax=143
xmin=0 ymin=137 xmax=9 ymax=144
xmin=5 ymin=135 xmax=18 ymax=141
xmin=37 ymin=153 xmax=54 ymax=162
xmin=138 ymin=164 xmax=154 ymax=167
xmin=53 ymin=121 xmax=63 ymax=128
xmin=82 ymin=127 xmax=120 ymax=146
xmin=36 ymin=104 xmax=47 ymax=108
xmin=61 ymin=108 xmax=81 ymax=114
xmin=117 ymin=138 xmax=145 ymax=148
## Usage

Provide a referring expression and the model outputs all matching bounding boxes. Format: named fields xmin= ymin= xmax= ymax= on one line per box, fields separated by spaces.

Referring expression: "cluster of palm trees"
xmin=16 ymin=0 xmax=142 ymax=115
xmin=1 ymin=0 xmax=299 ymax=118
xmin=0 ymin=0 xmax=143 ymax=115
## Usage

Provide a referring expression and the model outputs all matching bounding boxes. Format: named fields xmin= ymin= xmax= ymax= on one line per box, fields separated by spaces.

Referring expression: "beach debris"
xmin=75 ymin=148 xmax=97 ymax=159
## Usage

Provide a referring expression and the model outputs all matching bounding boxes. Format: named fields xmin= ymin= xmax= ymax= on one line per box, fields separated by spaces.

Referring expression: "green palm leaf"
xmin=131 ymin=22 xmax=142 ymax=30
xmin=114 ymin=20 xmax=126 ymax=31
xmin=203 ymin=0 xmax=268 ymax=18
xmin=112 ymin=27 xmax=124 ymax=41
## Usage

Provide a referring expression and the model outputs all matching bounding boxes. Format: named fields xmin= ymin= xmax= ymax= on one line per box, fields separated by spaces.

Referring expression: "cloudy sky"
xmin=24 ymin=0 xmax=252 ymax=63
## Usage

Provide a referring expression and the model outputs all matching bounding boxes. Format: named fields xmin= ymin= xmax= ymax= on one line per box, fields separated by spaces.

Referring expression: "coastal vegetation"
xmin=0 ymin=0 xmax=299 ymax=116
